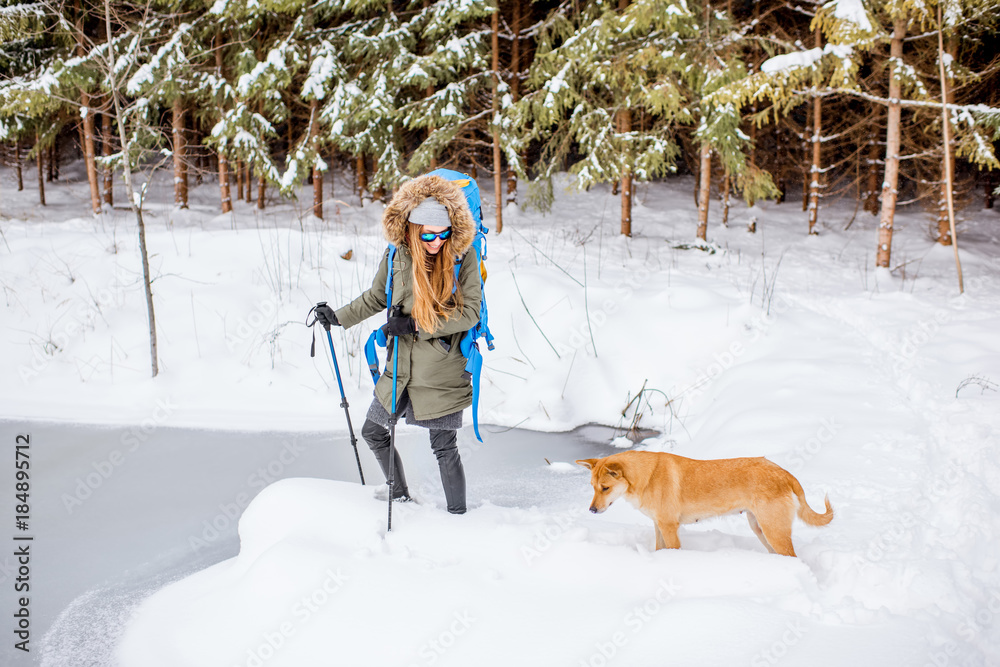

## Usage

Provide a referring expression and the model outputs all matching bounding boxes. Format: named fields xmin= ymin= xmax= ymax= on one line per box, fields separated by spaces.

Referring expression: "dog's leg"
xmin=746 ymin=512 xmax=776 ymax=554
xmin=756 ymin=505 xmax=797 ymax=557
xmin=655 ymin=520 xmax=681 ymax=550
xmin=654 ymin=524 xmax=665 ymax=550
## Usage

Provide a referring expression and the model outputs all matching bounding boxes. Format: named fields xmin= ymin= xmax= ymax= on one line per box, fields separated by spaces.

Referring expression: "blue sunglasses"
xmin=419 ymin=229 xmax=452 ymax=242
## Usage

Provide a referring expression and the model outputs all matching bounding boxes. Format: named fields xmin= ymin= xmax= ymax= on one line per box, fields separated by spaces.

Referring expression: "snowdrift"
xmin=119 ymin=477 xmax=910 ymax=667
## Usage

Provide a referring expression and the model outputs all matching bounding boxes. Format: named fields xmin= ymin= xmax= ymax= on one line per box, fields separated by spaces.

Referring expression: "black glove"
xmin=312 ymin=302 xmax=340 ymax=330
xmin=386 ymin=305 xmax=417 ymax=336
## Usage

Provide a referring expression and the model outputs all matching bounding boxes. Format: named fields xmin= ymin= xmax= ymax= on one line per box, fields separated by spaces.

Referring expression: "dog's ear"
xmin=575 ymin=459 xmax=597 ymax=470
xmin=605 ymin=462 xmax=623 ymax=478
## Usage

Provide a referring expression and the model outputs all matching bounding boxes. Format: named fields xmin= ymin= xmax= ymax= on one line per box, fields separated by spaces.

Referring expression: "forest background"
xmin=1 ymin=0 xmax=999 ymax=263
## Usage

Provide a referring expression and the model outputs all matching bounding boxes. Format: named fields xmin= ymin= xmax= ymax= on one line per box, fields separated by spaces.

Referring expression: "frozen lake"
xmin=0 ymin=419 xmax=625 ymax=667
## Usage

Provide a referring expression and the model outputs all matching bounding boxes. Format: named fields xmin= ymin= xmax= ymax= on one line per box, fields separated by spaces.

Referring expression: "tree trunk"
xmin=75 ymin=0 xmax=101 ymax=214
xmin=236 ymin=159 xmax=244 ymax=202
xmin=721 ymin=174 xmax=730 ymax=227
xmin=775 ymin=126 xmax=786 ymax=204
xmin=102 ymin=106 xmax=114 ymax=205
xmin=620 ymin=169 xmax=632 ymax=237
xmin=491 ymin=8 xmax=503 ymax=233
xmin=937 ymin=7 xmax=962 ymax=292
xmin=214 ymin=34 xmax=232 ymax=214
xmin=506 ymin=0 xmax=522 ymax=206
xmin=47 ymin=143 xmax=54 ymax=181
xmin=807 ymin=27 xmax=823 ymax=235
xmin=876 ymin=18 xmax=906 ymax=269
xmin=356 ymin=155 xmax=368 ymax=203
xmin=746 ymin=0 xmax=759 ymax=208
xmin=219 ymin=156 xmax=232 ymax=213
xmin=194 ymin=126 xmax=204 ymax=185
xmin=426 ymin=89 xmax=437 ymax=170
xmin=936 ymin=32 xmax=957 ymax=246
xmin=135 ymin=202 xmax=158 ymax=377
xmin=371 ymin=155 xmax=385 ymax=201
xmin=81 ymin=93 xmax=102 ymax=213
xmin=286 ymin=92 xmax=295 ymax=163
xmin=257 ymin=174 xmax=266 ymax=210
xmin=172 ymin=97 xmax=188 ymax=208
xmin=747 ymin=119 xmax=757 ymax=208
xmin=418 ymin=0 xmax=438 ymax=171
xmin=104 ymin=0 xmax=157 ymax=377
xmin=36 ymin=134 xmax=45 ymax=206
xmin=312 ymin=99 xmax=323 ymax=219
xmin=802 ymin=102 xmax=810 ymax=211
xmin=245 ymin=163 xmax=252 ymax=203
xmin=97 ymin=14 xmax=112 ymax=206
xmin=696 ymin=143 xmax=712 ymax=240
xmin=618 ymin=108 xmax=632 ymax=237
xmin=936 ymin=175 xmax=952 ymax=243
xmin=329 ymin=148 xmax=336 ymax=203
xmin=864 ymin=126 xmax=880 ymax=214
xmin=15 ymin=139 xmax=23 ymax=191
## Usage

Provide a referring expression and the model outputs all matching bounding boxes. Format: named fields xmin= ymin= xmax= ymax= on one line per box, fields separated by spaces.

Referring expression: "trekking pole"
xmin=308 ymin=303 xmax=365 ymax=485
xmin=387 ymin=332 xmax=399 ymax=531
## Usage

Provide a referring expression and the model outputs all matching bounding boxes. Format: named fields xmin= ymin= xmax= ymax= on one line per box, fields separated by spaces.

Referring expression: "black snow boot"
xmin=362 ymin=418 xmax=410 ymax=500
xmin=430 ymin=429 xmax=466 ymax=514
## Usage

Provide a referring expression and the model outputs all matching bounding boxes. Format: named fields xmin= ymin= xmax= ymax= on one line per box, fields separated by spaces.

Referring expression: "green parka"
xmin=335 ymin=175 xmax=482 ymax=421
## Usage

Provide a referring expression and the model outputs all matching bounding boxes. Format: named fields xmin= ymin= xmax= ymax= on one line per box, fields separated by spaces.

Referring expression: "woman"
xmin=313 ymin=174 xmax=482 ymax=514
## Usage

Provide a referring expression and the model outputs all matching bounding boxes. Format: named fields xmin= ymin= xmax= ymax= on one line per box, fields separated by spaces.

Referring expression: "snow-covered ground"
xmin=2 ymin=162 xmax=999 ymax=666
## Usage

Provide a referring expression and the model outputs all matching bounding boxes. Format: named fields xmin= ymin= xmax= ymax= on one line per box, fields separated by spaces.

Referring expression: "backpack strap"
xmin=364 ymin=326 xmax=388 ymax=383
xmin=462 ymin=335 xmax=485 ymax=441
xmin=364 ymin=245 xmax=397 ymax=383
xmin=458 ymin=230 xmax=494 ymax=442
xmin=385 ymin=244 xmax=397 ymax=306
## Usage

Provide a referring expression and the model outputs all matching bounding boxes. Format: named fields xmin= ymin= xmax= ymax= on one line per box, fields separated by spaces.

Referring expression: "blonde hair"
xmin=407 ymin=223 xmax=463 ymax=334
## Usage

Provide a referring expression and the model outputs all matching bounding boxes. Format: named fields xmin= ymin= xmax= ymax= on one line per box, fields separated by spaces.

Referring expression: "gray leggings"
xmin=361 ymin=419 xmax=467 ymax=514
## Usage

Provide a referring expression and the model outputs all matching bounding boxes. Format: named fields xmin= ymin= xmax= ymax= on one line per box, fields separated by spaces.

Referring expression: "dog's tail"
xmin=792 ymin=479 xmax=833 ymax=526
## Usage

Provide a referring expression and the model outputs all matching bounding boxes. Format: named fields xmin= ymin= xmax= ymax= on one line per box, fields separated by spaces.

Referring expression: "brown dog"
xmin=577 ymin=451 xmax=833 ymax=557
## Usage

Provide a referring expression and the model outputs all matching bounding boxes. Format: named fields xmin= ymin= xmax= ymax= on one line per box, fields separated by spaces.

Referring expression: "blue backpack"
xmin=363 ymin=168 xmax=495 ymax=442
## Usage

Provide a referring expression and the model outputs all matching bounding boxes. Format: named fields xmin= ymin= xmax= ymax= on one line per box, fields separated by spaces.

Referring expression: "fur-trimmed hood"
xmin=382 ymin=175 xmax=476 ymax=255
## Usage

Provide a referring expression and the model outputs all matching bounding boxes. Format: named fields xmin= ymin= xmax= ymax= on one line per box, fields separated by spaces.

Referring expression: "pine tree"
xmin=202 ymin=1 xmax=290 ymax=209
xmin=510 ymin=0 xmax=699 ymax=235
xmin=282 ymin=2 xmax=348 ymax=214
xmin=123 ymin=14 xmax=210 ymax=210
xmin=505 ymin=0 xmax=531 ymax=207
xmin=325 ymin=1 xmax=408 ymax=193
xmin=72 ymin=0 xmax=102 ymax=213
xmin=681 ymin=0 xmax=774 ymax=241
xmin=0 ymin=0 xmax=75 ymax=207
xmin=399 ymin=0 xmax=495 ymax=178
xmin=713 ymin=0 xmax=1000 ymax=267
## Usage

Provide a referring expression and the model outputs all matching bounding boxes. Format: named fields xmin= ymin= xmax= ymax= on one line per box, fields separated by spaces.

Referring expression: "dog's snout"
xmin=589 ymin=506 xmax=598 ymax=514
